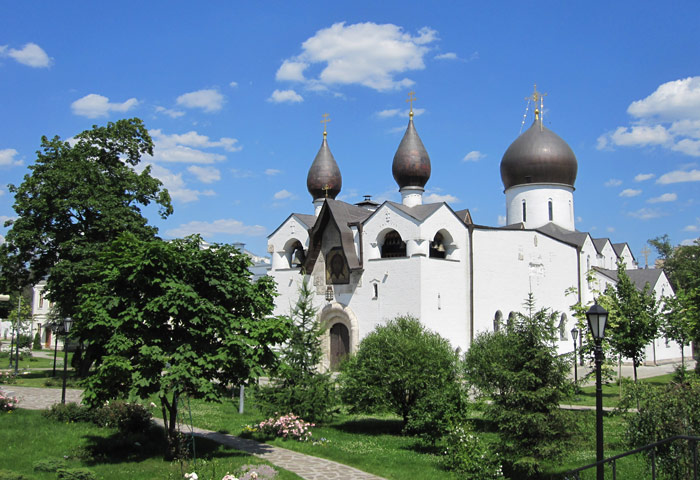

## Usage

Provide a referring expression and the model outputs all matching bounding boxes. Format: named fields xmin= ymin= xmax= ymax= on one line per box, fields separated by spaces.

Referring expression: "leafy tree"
xmin=256 ymin=278 xmax=337 ymax=423
xmin=463 ymin=294 xmax=575 ymax=478
xmin=603 ymin=261 xmax=660 ymax=382
xmin=660 ymin=291 xmax=695 ymax=369
xmin=5 ymin=291 xmax=33 ymax=361
xmin=75 ymin=232 xmax=290 ymax=457
xmin=0 ymin=118 xmax=172 ymax=325
xmin=340 ymin=316 xmax=461 ymax=430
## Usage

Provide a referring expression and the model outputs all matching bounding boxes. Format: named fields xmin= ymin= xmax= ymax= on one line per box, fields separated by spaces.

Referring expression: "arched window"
xmin=522 ymin=201 xmax=527 ymax=222
xmin=507 ymin=311 xmax=516 ymax=330
xmin=559 ymin=313 xmax=568 ymax=341
xmin=548 ymin=199 xmax=553 ymax=221
xmin=380 ymin=230 xmax=406 ymax=258
xmin=429 ymin=232 xmax=446 ymax=259
xmin=330 ymin=323 xmax=350 ymax=370
xmin=287 ymin=240 xmax=305 ymax=268
xmin=494 ymin=310 xmax=503 ymax=332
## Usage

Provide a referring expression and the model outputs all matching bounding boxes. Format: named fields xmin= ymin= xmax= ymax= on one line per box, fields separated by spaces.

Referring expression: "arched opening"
xmin=548 ymin=199 xmax=553 ymax=222
xmin=329 ymin=323 xmax=350 ymax=370
xmin=507 ymin=311 xmax=516 ymax=330
xmin=380 ymin=230 xmax=406 ymax=258
xmin=429 ymin=232 xmax=446 ymax=258
xmin=283 ymin=238 xmax=306 ymax=269
xmin=494 ymin=310 xmax=503 ymax=332
xmin=522 ymin=201 xmax=527 ymax=223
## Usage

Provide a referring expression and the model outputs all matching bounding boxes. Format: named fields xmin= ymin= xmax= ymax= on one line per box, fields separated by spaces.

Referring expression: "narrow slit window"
xmin=522 ymin=201 xmax=527 ymax=223
xmin=548 ymin=200 xmax=553 ymax=221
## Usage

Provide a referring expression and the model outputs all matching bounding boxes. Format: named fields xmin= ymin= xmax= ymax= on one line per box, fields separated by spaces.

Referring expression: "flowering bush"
xmin=0 ymin=371 xmax=17 ymax=385
xmin=0 ymin=392 xmax=19 ymax=412
xmin=183 ymin=464 xmax=277 ymax=480
xmin=257 ymin=414 xmax=314 ymax=441
xmin=442 ymin=425 xmax=504 ymax=479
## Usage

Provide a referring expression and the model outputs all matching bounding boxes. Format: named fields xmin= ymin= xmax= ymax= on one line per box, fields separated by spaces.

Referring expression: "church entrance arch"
xmin=319 ymin=303 xmax=359 ymax=371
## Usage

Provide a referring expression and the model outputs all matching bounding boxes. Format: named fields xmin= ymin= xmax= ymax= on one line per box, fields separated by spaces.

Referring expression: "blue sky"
xmin=1 ymin=1 xmax=699 ymax=263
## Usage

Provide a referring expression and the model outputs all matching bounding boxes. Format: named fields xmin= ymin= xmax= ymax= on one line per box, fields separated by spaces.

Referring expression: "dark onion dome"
xmin=307 ymin=133 xmax=342 ymax=200
xmin=500 ymin=115 xmax=578 ymax=190
xmin=392 ymin=115 xmax=431 ymax=189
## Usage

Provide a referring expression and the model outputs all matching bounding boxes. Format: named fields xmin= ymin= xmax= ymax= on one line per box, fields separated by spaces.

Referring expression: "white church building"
xmin=267 ymin=102 xmax=680 ymax=370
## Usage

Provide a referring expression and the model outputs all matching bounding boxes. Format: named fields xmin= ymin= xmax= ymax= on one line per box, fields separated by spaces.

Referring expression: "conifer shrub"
xmin=32 ymin=332 xmax=41 ymax=351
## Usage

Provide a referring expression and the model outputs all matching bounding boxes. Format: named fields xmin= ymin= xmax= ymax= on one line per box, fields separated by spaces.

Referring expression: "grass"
xmin=0 ymin=409 xmax=303 ymax=480
xmin=1 ymin=368 xmax=82 ymax=389
xmin=0 ymin=350 xmax=75 ymax=370
xmin=566 ymin=373 xmax=677 ymax=408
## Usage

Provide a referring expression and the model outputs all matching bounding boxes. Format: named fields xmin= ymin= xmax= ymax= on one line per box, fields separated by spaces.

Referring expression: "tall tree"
xmin=603 ymin=262 xmax=660 ymax=382
xmin=660 ymin=291 xmax=695 ymax=369
xmin=76 ymin=233 xmax=290 ymax=457
xmin=0 ymin=118 xmax=172 ymax=319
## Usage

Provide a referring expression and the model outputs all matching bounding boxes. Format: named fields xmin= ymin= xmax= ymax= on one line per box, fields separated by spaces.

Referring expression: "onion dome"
xmin=500 ymin=113 xmax=578 ymax=190
xmin=307 ymin=131 xmax=342 ymax=200
xmin=392 ymin=114 xmax=431 ymax=189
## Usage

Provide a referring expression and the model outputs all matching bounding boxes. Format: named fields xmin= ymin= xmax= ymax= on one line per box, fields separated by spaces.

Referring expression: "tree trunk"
xmin=633 ymin=361 xmax=638 ymax=383
xmin=160 ymin=393 xmax=180 ymax=459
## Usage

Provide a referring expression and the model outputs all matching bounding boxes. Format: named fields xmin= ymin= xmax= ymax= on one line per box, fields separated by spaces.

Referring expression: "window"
xmin=372 ymin=283 xmax=378 ymax=299
xmin=559 ymin=313 xmax=568 ymax=341
xmin=522 ymin=201 xmax=527 ymax=222
xmin=429 ymin=232 xmax=446 ymax=259
xmin=507 ymin=311 xmax=516 ymax=330
xmin=548 ymin=200 xmax=553 ymax=221
xmin=494 ymin=310 xmax=503 ymax=332
xmin=380 ymin=230 xmax=406 ymax=258
xmin=284 ymin=239 xmax=305 ymax=268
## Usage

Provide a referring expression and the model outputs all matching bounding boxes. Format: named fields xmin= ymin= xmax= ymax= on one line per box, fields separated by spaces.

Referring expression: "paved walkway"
xmin=0 ymin=385 xmax=385 ymax=480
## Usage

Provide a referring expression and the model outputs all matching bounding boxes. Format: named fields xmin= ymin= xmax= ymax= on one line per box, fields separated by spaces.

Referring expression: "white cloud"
xmin=605 ymin=178 xmax=622 ymax=187
xmin=497 ymin=215 xmax=506 ymax=226
xmin=147 ymin=129 xmax=239 ymax=165
xmin=598 ymin=77 xmax=700 ymax=157
xmin=434 ymin=52 xmax=457 ymax=60
xmin=657 ymin=168 xmax=700 ymax=184
xmin=273 ymin=189 xmax=296 ymax=200
xmin=681 ymin=237 xmax=700 ymax=246
xmin=1 ymin=42 xmax=52 ymax=67
xmin=634 ymin=173 xmax=654 ymax=182
xmin=462 ymin=151 xmax=485 ymax=162
xmin=619 ymin=189 xmax=642 ymax=197
xmin=648 ymin=193 xmax=677 ymax=203
xmin=229 ymin=81 xmax=238 ymax=88
xmin=628 ymin=208 xmax=663 ymax=220
xmin=627 ymin=77 xmax=700 ymax=120
xmin=424 ymin=193 xmax=458 ymax=203
xmin=165 ymin=219 xmax=266 ymax=238
xmin=265 ymin=168 xmax=282 ymax=176
xmin=607 ymin=227 xmax=616 ymax=233
xmin=176 ymin=89 xmax=224 ymax=112
xmin=187 ymin=165 xmax=221 ymax=184
xmin=0 ymin=148 xmax=22 ymax=166
xmin=147 ymin=163 xmax=215 ymax=203
xmin=376 ymin=108 xmax=424 ymax=119
xmin=0 ymin=215 xmax=16 ymax=223
xmin=231 ymin=169 xmax=255 ymax=178
xmin=71 ymin=94 xmax=139 ymax=118
xmin=276 ymin=22 xmax=439 ymax=92
xmin=155 ymin=106 xmax=185 ymax=118
xmin=268 ymin=89 xmax=303 ymax=103
xmin=682 ymin=225 xmax=699 ymax=232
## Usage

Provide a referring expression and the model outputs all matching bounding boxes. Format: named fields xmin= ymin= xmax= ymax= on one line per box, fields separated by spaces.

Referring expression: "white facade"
xmin=505 ymin=184 xmax=575 ymax=230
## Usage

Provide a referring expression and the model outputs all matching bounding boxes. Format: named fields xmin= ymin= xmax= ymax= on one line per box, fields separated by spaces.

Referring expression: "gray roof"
xmin=307 ymin=134 xmax=342 ymax=200
xmin=386 ymin=201 xmax=442 ymax=222
xmin=536 ymin=222 xmax=589 ymax=248
xmin=295 ymin=214 xmax=317 ymax=229
xmin=453 ymin=209 xmax=473 ymax=225
xmin=392 ymin=116 xmax=431 ymax=189
xmin=592 ymin=238 xmax=611 ymax=254
xmin=595 ymin=267 xmax=664 ymax=292
xmin=612 ymin=242 xmax=636 ymax=263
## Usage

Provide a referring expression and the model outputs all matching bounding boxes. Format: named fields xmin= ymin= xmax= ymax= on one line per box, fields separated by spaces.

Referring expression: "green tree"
xmin=256 ymin=278 xmax=337 ymax=423
xmin=463 ymin=294 xmax=575 ymax=478
xmin=340 ymin=316 xmax=461 ymax=430
xmin=661 ymin=291 xmax=695 ymax=369
xmin=0 ymin=118 xmax=172 ymax=324
xmin=603 ymin=261 xmax=660 ymax=382
xmin=75 ymin=233 xmax=290 ymax=457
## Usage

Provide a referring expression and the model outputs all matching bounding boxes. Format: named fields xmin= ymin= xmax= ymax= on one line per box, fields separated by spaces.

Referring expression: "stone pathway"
xmin=1 ymin=385 xmax=386 ymax=480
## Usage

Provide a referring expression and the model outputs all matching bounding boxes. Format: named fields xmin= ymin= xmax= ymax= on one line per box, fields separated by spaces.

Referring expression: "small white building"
xmin=267 ymin=103 xmax=682 ymax=370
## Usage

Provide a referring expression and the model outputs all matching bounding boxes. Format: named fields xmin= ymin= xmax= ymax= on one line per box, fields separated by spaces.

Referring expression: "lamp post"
xmin=51 ymin=322 xmax=60 ymax=377
xmin=61 ymin=317 xmax=74 ymax=404
xmin=586 ymin=302 xmax=609 ymax=480
xmin=571 ymin=327 xmax=579 ymax=385
xmin=14 ymin=296 xmax=21 ymax=375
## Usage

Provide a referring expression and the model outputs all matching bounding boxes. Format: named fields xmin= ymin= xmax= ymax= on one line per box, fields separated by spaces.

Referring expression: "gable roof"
xmin=385 ymin=201 xmax=443 ymax=222
xmin=592 ymin=238 xmax=612 ymax=254
xmin=454 ymin=208 xmax=473 ymax=225
xmin=594 ymin=267 xmax=665 ymax=292
xmin=536 ymin=222 xmax=590 ymax=248
xmin=267 ymin=212 xmax=317 ymax=239
xmin=612 ymin=242 xmax=636 ymax=263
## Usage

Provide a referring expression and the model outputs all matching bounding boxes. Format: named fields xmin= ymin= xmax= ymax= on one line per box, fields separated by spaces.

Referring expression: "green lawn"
xmin=566 ymin=373 xmax=677 ymax=408
xmin=0 ymin=351 xmax=75 ymax=370
xmin=0 ymin=409 xmax=303 ymax=480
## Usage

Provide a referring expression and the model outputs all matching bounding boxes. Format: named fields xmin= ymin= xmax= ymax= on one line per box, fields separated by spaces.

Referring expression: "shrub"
xmin=239 ymin=464 xmax=278 ymax=479
xmin=256 ymin=413 xmax=314 ymax=441
xmin=0 ymin=470 xmax=32 ymax=480
xmin=442 ymin=425 xmax=504 ymax=479
xmin=340 ymin=316 xmax=461 ymax=430
xmin=0 ymin=392 xmax=20 ymax=412
xmin=0 ymin=371 xmax=17 ymax=385
xmin=17 ymin=334 xmax=32 ymax=350
xmin=404 ymin=379 xmax=470 ymax=445
xmin=33 ymin=459 xmax=67 ymax=472
xmin=92 ymin=400 xmax=152 ymax=433
xmin=56 ymin=468 xmax=96 ymax=480
xmin=463 ymin=295 xmax=576 ymax=478
xmin=42 ymin=402 xmax=94 ymax=423
xmin=32 ymin=332 xmax=41 ymax=351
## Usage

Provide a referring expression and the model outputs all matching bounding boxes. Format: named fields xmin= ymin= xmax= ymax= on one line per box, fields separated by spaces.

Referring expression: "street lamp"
xmin=61 ymin=317 xmax=74 ymax=404
xmin=325 ymin=286 xmax=334 ymax=302
xmin=571 ymin=327 xmax=579 ymax=385
xmin=51 ymin=322 xmax=60 ymax=377
xmin=586 ymin=302 xmax=609 ymax=480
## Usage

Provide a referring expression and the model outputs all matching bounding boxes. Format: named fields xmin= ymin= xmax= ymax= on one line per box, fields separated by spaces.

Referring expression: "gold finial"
xmin=322 ymin=184 xmax=331 ymax=198
xmin=641 ymin=245 xmax=651 ymax=268
xmin=321 ymin=113 xmax=331 ymax=137
xmin=527 ymin=83 xmax=547 ymax=104
xmin=406 ymin=91 xmax=416 ymax=118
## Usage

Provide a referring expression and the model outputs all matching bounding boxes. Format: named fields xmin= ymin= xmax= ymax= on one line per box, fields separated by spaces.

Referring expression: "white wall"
xmin=505 ymin=184 xmax=575 ymax=230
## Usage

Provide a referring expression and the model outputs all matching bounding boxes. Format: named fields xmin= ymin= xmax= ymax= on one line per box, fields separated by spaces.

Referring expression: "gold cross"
xmin=321 ymin=113 xmax=331 ymax=136
xmin=641 ymin=245 xmax=651 ymax=268
xmin=322 ymin=184 xmax=331 ymax=198
xmin=406 ymin=91 xmax=417 ymax=117
xmin=527 ymin=83 xmax=547 ymax=103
